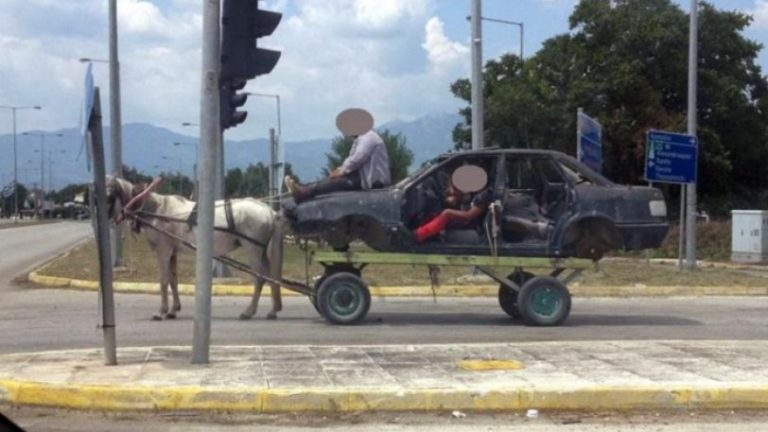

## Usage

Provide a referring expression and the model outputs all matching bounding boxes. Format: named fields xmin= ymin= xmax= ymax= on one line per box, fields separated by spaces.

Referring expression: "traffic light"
xmin=220 ymin=0 xmax=282 ymax=130
xmin=220 ymin=80 xmax=248 ymax=129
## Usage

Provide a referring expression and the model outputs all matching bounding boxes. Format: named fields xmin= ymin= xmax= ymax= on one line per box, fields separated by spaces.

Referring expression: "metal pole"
xmin=678 ymin=187 xmax=686 ymax=270
xmin=193 ymin=0 xmax=221 ymax=364
xmin=470 ymin=0 xmax=484 ymax=150
xmin=520 ymin=23 xmax=524 ymax=60
xmin=109 ymin=0 xmax=124 ymax=267
xmin=685 ymin=0 xmax=698 ymax=270
xmin=212 ymin=128 xmax=231 ymax=277
xmin=39 ymin=135 xmax=45 ymax=217
xmin=12 ymin=109 xmax=18 ymax=220
xmin=269 ymin=128 xmax=277 ymax=204
xmin=89 ymin=87 xmax=117 ymax=365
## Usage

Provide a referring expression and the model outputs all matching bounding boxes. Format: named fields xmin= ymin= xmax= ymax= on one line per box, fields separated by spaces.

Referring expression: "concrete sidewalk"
xmin=2 ymin=341 xmax=768 ymax=413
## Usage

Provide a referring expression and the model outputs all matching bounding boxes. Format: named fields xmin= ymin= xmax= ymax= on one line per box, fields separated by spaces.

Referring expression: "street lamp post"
xmin=479 ymin=16 xmax=524 ymax=60
xmin=0 ymin=105 xmax=41 ymax=220
xmin=244 ymin=92 xmax=282 ymax=204
xmin=24 ymin=132 xmax=62 ymax=218
xmin=47 ymin=149 xmax=66 ymax=193
xmin=162 ymin=155 xmax=183 ymax=195
xmin=174 ymin=141 xmax=198 ymax=199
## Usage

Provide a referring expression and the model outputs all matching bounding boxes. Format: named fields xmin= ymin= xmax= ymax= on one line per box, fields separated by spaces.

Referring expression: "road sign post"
xmin=645 ymin=130 xmax=698 ymax=272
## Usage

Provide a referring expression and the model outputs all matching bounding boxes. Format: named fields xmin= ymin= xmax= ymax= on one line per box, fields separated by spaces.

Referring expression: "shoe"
xmin=293 ymin=184 xmax=311 ymax=203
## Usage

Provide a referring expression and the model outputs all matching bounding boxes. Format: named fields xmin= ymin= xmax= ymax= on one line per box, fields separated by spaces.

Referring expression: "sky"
xmin=2 ymin=0 xmax=768 ymax=148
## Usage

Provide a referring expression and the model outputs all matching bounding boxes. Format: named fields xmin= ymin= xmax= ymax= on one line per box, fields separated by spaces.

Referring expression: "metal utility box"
xmin=731 ymin=210 xmax=768 ymax=263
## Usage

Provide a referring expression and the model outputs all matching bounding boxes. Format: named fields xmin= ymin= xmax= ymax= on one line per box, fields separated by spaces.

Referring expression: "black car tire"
xmin=316 ymin=272 xmax=371 ymax=325
xmin=517 ymin=276 xmax=571 ymax=327
xmin=498 ymin=270 xmax=534 ymax=319
xmin=309 ymin=276 xmax=326 ymax=314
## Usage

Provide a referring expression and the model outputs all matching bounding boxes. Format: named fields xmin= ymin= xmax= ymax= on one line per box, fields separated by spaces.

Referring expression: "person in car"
xmin=284 ymin=108 xmax=390 ymax=203
xmin=413 ymin=166 xmax=492 ymax=243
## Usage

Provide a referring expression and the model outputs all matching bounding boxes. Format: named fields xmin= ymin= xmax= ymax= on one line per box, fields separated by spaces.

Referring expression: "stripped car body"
xmin=282 ymin=149 xmax=668 ymax=260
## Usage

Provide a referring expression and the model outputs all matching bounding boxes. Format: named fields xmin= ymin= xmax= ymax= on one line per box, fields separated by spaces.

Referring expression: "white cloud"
xmin=423 ymin=17 xmax=469 ymax=69
xmin=751 ymin=0 xmax=768 ymax=29
xmin=0 ymin=0 xmax=469 ymax=144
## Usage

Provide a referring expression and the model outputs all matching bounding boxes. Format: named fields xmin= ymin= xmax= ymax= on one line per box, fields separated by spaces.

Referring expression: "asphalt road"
xmin=1 ymin=220 xmax=768 ymax=354
xmin=4 ymin=406 xmax=768 ymax=432
xmin=0 ymin=221 xmax=93 ymax=288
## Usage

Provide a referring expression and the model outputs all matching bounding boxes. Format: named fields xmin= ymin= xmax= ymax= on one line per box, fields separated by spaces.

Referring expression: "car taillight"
xmin=649 ymin=200 xmax=667 ymax=217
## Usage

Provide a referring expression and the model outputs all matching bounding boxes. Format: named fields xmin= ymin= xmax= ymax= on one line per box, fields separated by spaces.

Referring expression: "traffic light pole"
xmin=470 ymin=0 xmax=484 ymax=150
xmin=192 ymin=0 xmax=221 ymax=365
xmin=109 ymin=0 xmax=124 ymax=268
xmin=685 ymin=0 xmax=698 ymax=269
xmin=212 ymin=128 xmax=231 ymax=278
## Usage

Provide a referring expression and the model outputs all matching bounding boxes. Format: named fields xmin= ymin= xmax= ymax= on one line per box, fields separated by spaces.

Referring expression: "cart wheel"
xmin=316 ymin=272 xmax=371 ymax=325
xmin=498 ymin=270 xmax=534 ymax=319
xmin=517 ymin=276 xmax=571 ymax=327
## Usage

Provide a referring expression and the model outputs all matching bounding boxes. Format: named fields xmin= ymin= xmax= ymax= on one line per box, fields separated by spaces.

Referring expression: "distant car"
xmin=282 ymin=149 xmax=669 ymax=260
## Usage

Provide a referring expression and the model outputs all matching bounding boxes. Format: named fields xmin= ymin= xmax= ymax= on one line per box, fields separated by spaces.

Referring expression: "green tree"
xmin=225 ymin=162 xmax=296 ymax=198
xmin=324 ymin=130 xmax=413 ymax=183
xmin=451 ymin=0 xmax=768 ymax=215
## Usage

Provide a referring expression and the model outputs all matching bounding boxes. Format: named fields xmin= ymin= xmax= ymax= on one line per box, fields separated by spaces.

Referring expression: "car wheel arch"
xmin=559 ymin=214 xmax=622 ymax=260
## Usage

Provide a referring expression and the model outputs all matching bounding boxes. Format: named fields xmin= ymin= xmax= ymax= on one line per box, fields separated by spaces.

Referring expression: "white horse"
xmin=105 ymin=176 xmax=283 ymax=321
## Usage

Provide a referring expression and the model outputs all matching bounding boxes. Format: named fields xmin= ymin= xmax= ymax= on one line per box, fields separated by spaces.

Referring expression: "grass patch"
xmin=38 ymin=231 xmax=767 ymax=288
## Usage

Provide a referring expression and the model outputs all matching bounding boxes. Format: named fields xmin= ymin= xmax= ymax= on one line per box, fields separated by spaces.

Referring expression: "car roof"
xmin=434 ymin=147 xmax=613 ymax=185
xmin=438 ymin=148 xmax=568 ymax=158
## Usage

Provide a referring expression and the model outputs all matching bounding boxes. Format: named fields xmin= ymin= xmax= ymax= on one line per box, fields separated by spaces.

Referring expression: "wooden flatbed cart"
xmin=307 ymin=251 xmax=593 ymax=327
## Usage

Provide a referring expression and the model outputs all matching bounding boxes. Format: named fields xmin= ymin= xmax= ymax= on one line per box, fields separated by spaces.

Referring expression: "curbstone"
xmin=26 ymin=271 xmax=768 ymax=298
xmin=3 ymin=380 xmax=768 ymax=412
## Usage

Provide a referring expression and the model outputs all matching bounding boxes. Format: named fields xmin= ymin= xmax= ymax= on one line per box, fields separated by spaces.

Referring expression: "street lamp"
xmin=79 ymin=57 xmax=109 ymax=64
xmin=244 ymin=92 xmax=282 ymax=204
xmin=46 ymin=149 xmax=67 ymax=192
xmin=24 ymin=132 xmax=62 ymax=216
xmin=162 ymin=155 xmax=183 ymax=195
xmin=0 ymin=105 xmax=41 ymax=219
xmin=470 ymin=16 xmax=524 ymax=60
xmin=174 ymin=141 xmax=198 ymax=199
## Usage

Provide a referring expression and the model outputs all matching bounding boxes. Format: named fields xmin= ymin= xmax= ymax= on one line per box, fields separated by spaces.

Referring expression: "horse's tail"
xmin=266 ymin=210 xmax=284 ymax=310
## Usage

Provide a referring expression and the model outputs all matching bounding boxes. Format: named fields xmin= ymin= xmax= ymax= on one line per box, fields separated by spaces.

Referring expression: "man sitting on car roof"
xmin=285 ymin=108 xmax=391 ymax=203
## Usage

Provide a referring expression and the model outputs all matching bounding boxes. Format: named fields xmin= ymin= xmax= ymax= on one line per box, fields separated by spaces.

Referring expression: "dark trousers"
xmin=307 ymin=173 xmax=362 ymax=198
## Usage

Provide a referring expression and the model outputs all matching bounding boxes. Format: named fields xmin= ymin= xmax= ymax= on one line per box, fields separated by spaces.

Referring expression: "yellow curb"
xmin=26 ymin=271 xmax=768 ymax=298
xmin=3 ymin=379 xmax=768 ymax=412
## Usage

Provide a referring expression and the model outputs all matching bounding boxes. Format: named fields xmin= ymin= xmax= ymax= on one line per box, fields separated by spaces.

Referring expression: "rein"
xmin=116 ymin=177 xmax=162 ymax=224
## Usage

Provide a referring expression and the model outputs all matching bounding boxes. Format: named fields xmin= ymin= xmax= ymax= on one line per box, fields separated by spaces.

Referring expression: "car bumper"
xmin=618 ymin=223 xmax=669 ymax=251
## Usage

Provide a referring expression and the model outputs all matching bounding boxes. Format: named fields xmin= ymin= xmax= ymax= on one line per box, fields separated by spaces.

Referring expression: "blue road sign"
xmin=645 ymin=130 xmax=698 ymax=184
xmin=577 ymin=111 xmax=603 ymax=173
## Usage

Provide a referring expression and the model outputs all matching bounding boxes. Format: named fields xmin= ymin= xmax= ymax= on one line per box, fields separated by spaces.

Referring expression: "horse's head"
xmin=105 ymin=176 xmax=135 ymax=224
xmin=105 ymin=176 xmax=163 ymax=225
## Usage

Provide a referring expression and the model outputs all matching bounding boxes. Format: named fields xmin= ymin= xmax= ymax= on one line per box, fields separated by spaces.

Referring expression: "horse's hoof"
xmin=266 ymin=313 xmax=277 ymax=320
xmin=152 ymin=315 xmax=163 ymax=321
xmin=165 ymin=313 xmax=176 ymax=320
xmin=239 ymin=313 xmax=252 ymax=320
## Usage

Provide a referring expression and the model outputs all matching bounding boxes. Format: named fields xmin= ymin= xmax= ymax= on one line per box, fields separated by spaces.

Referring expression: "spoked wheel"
xmin=316 ymin=272 xmax=371 ymax=325
xmin=498 ymin=270 xmax=534 ymax=320
xmin=517 ymin=276 xmax=571 ymax=327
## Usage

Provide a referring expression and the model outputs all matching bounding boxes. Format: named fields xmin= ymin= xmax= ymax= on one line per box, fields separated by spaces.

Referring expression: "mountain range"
xmin=0 ymin=112 xmax=463 ymax=189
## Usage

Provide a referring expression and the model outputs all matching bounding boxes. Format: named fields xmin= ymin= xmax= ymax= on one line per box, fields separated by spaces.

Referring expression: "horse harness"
xmin=128 ymin=201 xmax=272 ymax=250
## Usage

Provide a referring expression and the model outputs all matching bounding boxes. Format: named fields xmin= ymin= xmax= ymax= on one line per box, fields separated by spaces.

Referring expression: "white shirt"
xmin=340 ymin=130 xmax=391 ymax=189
